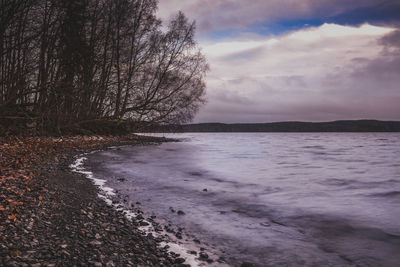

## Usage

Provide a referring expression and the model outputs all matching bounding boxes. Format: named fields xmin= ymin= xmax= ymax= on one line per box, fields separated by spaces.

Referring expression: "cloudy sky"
xmin=158 ymin=0 xmax=400 ymax=123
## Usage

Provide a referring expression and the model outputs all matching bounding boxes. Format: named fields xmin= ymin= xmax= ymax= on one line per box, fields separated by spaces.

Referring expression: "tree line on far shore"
xmin=0 ymin=0 xmax=208 ymax=134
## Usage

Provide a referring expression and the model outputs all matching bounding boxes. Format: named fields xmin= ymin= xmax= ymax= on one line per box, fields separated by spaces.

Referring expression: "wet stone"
xmin=175 ymin=232 xmax=183 ymax=239
xmin=199 ymin=252 xmax=209 ymax=260
xmin=241 ymin=262 xmax=255 ymax=267
xmin=177 ymin=210 xmax=185 ymax=215
xmin=174 ymin=257 xmax=186 ymax=264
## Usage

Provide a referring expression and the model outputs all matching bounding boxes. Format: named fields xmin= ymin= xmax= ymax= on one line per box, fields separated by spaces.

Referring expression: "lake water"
xmin=86 ymin=133 xmax=400 ymax=266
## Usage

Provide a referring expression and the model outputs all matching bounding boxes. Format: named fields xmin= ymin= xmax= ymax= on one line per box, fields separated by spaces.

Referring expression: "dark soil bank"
xmin=0 ymin=136 xmax=189 ymax=266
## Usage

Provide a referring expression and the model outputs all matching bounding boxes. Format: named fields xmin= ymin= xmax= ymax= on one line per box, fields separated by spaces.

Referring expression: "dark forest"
xmin=0 ymin=0 xmax=208 ymax=135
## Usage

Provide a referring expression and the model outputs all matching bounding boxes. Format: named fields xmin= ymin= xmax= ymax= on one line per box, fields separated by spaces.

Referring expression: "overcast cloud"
xmin=158 ymin=1 xmax=400 ymax=123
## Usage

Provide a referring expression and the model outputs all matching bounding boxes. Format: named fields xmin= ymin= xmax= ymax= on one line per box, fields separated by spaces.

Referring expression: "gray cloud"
xmin=380 ymin=30 xmax=400 ymax=47
xmin=158 ymin=2 xmax=400 ymax=123
xmin=194 ymin=24 xmax=400 ymax=123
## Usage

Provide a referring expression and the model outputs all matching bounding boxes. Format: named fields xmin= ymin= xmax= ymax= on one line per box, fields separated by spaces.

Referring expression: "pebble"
xmin=174 ymin=257 xmax=186 ymax=264
xmin=139 ymin=221 xmax=149 ymax=226
xmin=199 ymin=252 xmax=209 ymax=259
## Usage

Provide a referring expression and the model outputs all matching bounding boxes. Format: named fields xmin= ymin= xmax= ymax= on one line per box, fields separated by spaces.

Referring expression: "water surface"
xmin=87 ymin=133 xmax=400 ymax=266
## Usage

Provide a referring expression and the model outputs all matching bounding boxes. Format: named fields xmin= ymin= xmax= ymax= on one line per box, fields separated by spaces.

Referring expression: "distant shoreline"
xmin=145 ymin=120 xmax=400 ymax=133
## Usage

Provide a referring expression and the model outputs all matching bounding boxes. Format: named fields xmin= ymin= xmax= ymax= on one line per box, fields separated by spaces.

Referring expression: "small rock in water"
xmin=175 ymin=232 xmax=182 ymax=239
xmin=139 ymin=221 xmax=149 ymax=226
xmin=177 ymin=210 xmax=185 ymax=215
xmin=218 ymin=256 xmax=227 ymax=263
xmin=241 ymin=262 xmax=255 ymax=267
xmin=199 ymin=252 xmax=209 ymax=260
xmin=164 ymin=225 xmax=174 ymax=233
xmin=169 ymin=207 xmax=176 ymax=213
xmin=174 ymin=257 xmax=186 ymax=264
xmin=203 ymin=188 xmax=208 ymax=192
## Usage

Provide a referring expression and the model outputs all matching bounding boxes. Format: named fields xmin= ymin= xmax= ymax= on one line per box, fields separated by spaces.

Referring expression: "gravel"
xmin=0 ymin=135 xmax=188 ymax=266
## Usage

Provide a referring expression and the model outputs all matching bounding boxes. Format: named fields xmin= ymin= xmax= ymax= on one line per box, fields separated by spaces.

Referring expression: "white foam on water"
xmin=70 ymin=155 xmax=115 ymax=205
xmin=70 ymin=154 xmax=202 ymax=267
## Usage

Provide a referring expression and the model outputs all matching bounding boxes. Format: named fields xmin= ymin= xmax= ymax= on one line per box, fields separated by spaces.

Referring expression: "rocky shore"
xmin=0 ymin=135 xmax=192 ymax=266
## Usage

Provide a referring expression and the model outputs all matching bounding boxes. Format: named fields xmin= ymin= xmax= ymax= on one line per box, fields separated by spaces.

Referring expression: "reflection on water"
xmin=87 ymin=133 xmax=400 ymax=266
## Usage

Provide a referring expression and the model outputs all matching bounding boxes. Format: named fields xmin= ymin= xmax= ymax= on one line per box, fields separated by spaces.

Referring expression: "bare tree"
xmin=120 ymin=12 xmax=208 ymax=124
xmin=0 ymin=0 xmax=208 ymax=133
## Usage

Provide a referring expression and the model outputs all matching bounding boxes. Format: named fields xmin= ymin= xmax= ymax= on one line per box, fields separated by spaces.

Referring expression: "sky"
xmin=158 ymin=0 xmax=400 ymax=123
